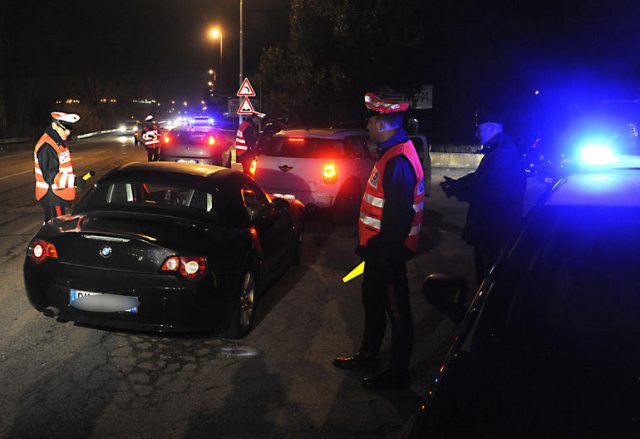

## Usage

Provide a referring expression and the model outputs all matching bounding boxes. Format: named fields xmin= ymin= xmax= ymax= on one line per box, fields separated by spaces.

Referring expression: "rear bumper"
xmin=263 ymin=187 xmax=336 ymax=208
xmin=24 ymin=259 xmax=241 ymax=333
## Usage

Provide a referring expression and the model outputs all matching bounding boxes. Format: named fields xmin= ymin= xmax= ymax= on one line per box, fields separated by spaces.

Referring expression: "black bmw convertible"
xmin=23 ymin=162 xmax=304 ymax=338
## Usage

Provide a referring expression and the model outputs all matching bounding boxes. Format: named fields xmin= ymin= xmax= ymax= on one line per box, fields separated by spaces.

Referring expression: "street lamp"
xmin=208 ymin=27 xmax=223 ymax=75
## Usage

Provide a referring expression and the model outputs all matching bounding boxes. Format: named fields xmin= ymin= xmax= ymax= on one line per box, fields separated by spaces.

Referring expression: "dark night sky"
xmin=3 ymin=0 xmax=290 ymax=102
xmin=3 ymin=0 xmax=640 ymax=138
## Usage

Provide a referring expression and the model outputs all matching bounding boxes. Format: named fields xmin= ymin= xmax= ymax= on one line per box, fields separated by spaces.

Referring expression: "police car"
xmin=401 ymin=145 xmax=640 ymax=437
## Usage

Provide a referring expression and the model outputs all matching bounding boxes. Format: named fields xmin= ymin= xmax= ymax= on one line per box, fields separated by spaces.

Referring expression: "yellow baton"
xmin=342 ymin=261 xmax=365 ymax=283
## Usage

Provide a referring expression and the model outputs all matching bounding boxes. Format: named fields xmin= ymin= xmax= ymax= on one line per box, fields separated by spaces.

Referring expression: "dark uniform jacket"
xmin=37 ymin=126 xmax=72 ymax=207
xmin=453 ymin=132 xmax=526 ymax=248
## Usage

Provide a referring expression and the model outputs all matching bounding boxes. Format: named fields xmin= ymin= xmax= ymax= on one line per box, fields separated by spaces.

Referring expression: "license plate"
xmin=177 ymin=159 xmax=198 ymax=164
xmin=70 ymin=289 xmax=138 ymax=313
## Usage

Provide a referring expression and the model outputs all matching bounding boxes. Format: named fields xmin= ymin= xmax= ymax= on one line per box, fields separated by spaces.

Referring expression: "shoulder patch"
xmin=417 ymin=178 xmax=425 ymax=196
xmin=368 ymin=167 xmax=380 ymax=189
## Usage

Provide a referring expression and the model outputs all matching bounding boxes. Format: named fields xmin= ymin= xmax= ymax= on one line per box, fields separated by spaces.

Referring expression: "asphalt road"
xmin=0 ymin=134 xmax=517 ymax=438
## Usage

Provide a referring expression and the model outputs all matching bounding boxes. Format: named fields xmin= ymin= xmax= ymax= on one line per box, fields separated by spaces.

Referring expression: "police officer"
xmin=141 ymin=115 xmax=160 ymax=161
xmin=235 ymin=112 xmax=264 ymax=171
xmin=34 ymin=112 xmax=80 ymax=222
xmin=440 ymin=108 xmax=526 ymax=284
xmin=333 ymin=93 xmax=425 ymax=390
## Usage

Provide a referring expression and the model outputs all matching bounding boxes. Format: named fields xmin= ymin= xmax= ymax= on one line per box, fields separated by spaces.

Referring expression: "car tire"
xmin=333 ymin=179 xmax=362 ymax=226
xmin=292 ymin=220 xmax=304 ymax=266
xmin=223 ymin=267 xmax=257 ymax=339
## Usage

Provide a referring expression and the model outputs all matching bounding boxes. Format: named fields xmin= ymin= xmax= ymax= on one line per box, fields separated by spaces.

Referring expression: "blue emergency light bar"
xmin=579 ymin=144 xmax=615 ymax=166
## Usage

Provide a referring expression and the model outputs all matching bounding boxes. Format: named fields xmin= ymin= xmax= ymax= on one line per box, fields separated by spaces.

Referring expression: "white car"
xmin=252 ymin=128 xmax=431 ymax=223
xmin=251 ymin=128 xmax=373 ymax=223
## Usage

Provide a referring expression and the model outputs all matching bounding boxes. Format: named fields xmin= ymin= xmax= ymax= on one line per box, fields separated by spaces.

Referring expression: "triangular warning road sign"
xmin=237 ymin=78 xmax=256 ymax=97
xmin=236 ymin=96 xmax=256 ymax=115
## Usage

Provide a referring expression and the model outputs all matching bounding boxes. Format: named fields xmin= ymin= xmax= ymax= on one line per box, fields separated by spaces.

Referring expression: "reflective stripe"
xmin=59 ymin=166 xmax=73 ymax=173
xmin=409 ymin=224 xmax=421 ymax=236
xmin=59 ymin=173 xmax=68 ymax=188
xmin=36 ymin=181 xmax=49 ymax=189
xmin=235 ymin=145 xmax=248 ymax=151
xmin=145 ymin=139 xmax=160 ymax=145
xmin=363 ymin=193 xmax=385 ymax=208
xmin=359 ymin=212 xmax=381 ymax=230
xmin=68 ymin=174 xmax=75 ymax=188
xmin=413 ymin=201 xmax=424 ymax=213
xmin=35 ymin=168 xmax=43 ymax=175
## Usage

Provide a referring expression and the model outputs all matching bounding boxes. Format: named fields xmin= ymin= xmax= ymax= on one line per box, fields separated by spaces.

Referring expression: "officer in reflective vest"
xmin=235 ymin=112 xmax=264 ymax=171
xmin=333 ymin=93 xmax=425 ymax=390
xmin=34 ymin=112 xmax=80 ymax=222
xmin=141 ymin=114 xmax=160 ymax=161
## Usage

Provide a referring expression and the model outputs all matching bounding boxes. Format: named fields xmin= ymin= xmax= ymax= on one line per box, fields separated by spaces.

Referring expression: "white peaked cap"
xmin=51 ymin=112 xmax=80 ymax=124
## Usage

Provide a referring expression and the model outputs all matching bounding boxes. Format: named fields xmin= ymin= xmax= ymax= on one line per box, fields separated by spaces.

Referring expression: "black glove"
xmin=440 ymin=176 xmax=458 ymax=198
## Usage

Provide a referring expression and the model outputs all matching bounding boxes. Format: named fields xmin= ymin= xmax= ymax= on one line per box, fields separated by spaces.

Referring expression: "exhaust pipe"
xmin=42 ymin=306 xmax=60 ymax=318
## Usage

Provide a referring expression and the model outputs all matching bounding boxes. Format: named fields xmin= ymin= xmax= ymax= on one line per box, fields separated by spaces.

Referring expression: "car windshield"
xmin=262 ymin=136 xmax=368 ymax=158
xmin=469 ymin=204 xmax=640 ymax=369
xmin=76 ymin=178 xmax=218 ymax=218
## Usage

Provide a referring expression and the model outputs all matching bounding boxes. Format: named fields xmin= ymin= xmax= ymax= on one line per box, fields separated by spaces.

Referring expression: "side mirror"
xmin=423 ymin=273 xmax=468 ymax=323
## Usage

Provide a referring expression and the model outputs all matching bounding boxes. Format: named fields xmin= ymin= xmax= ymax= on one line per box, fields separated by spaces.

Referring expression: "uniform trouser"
xmin=43 ymin=205 xmax=65 ymax=222
xmin=360 ymin=258 xmax=413 ymax=375
xmin=146 ymin=146 xmax=159 ymax=161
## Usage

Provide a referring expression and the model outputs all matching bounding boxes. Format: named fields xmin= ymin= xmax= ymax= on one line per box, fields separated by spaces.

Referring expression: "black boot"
xmin=333 ymin=352 xmax=378 ymax=372
xmin=362 ymin=370 xmax=410 ymax=390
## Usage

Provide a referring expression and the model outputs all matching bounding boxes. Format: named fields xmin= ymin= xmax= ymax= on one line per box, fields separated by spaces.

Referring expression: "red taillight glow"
xmin=29 ymin=239 xmax=59 ymax=263
xmin=161 ymin=255 xmax=207 ymax=279
xmin=163 ymin=135 xmax=171 ymax=144
xmin=249 ymin=158 xmax=257 ymax=176
xmin=323 ymin=163 xmax=337 ymax=184
xmin=288 ymin=137 xmax=304 ymax=143
xmin=207 ymin=135 xmax=216 ymax=146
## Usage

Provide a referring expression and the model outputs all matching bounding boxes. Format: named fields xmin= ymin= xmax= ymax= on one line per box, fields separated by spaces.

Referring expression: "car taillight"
xmin=207 ymin=135 xmax=216 ymax=146
xmin=163 ymin=135 xmax=171 ymax=144
xmin=323 ymin=163 xmax=337 ymax=184
xmin=29 ymin=239 xmax=59 ymax=263
xmin=249 ymin=158 xmax=257 ymax=176
xmin=161 ymin=256 xmax=207 ymax=280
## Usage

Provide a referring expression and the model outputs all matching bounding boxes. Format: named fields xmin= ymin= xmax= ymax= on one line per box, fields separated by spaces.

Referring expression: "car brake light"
xmin=249 ymin=158 xmax=257 ymax=176
xmin=163 ymin=135 xmax=171 ymax=144
xmin=208 ymin=135 xmax=216 ymax=146
xmin=288 ymin=137 xmax=304 ymax=143
xmin=323 ymin=163 xmax=337 ymax=184
xmin=29 ymin=239 xmax=59 ymax=263
xmin=161 ymin=255 xmax=207 ymax=279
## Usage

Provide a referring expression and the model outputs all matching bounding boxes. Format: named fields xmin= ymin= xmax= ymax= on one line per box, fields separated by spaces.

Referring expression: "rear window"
xmin=169 ymin=127 xmax=216 ymax=145
xmin=262 ymin=135 xmax=369 ymax=159
xmin=77 ymin=181 xmax=217 ymax=217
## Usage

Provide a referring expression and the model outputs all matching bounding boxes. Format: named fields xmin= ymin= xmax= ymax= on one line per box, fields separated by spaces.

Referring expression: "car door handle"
xmin=279 ymin=165 xmax=293 ymax=172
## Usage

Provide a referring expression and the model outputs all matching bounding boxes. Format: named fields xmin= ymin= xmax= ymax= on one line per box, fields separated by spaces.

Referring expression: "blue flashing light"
xmin=579 ymin=144 xmax=615 ymax=166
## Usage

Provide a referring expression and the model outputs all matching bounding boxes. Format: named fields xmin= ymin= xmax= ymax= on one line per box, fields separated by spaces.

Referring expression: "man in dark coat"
xmin=441 ymin=109 xmax=526 ymax=283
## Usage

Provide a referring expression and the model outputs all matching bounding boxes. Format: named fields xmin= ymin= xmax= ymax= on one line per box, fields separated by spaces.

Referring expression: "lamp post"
xmin=239 ymin=0 xmax=243 ymax=88
xmin=208 ymin=27 xmax=223 ymax=77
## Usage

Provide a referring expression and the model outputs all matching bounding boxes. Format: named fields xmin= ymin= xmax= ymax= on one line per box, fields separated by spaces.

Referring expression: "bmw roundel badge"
xmin=99 ymin=245 xmax=112 ymax=258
